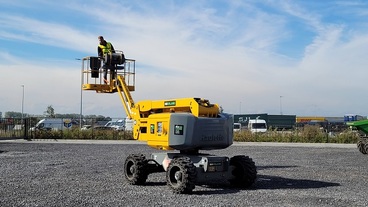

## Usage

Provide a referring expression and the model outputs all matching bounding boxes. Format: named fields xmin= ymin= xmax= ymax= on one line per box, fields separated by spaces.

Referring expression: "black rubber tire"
xmin=357 ymin=140 xmax=367 ymax=154
xmin=166 ymin=157 xmax=197 ymax=194
xmin=364 ymin=143 xmax=368 ymax=155
xmin=229 ymin=155 xmax=257 ymax=188
xmin=124 ymin=154 xmax=148 ymax=185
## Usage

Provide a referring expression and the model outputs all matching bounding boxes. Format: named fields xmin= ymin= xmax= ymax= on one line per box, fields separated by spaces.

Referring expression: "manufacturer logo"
xmin=201 ymin=134 xmax=224 ymax=141
xmin=164 ymin=101 xmax=176 ymax=106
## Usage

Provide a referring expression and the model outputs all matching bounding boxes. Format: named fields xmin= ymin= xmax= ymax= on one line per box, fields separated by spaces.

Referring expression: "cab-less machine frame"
xmin=81 ymin=52 xmax=257 ymax=194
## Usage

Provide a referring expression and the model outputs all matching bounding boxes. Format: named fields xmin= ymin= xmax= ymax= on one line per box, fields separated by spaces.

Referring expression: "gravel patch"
xmin=0 ymin=140 xmax=366 ymax=207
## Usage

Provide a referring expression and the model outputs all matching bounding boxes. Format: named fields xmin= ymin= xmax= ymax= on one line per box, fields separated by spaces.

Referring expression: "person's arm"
xmin=110 ymin=44 xmax=115 ymax=53
xmin=98 ymin=46 xmax=103 ymax=57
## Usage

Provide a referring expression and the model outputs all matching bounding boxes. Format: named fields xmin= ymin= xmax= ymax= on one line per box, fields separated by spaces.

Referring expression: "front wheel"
xmin=229 ymin=155 xmax=257 ymax=188
xmin=364 ymin=142 xmax=368 ymax=155
xmin=166 ymin=157 xmax=197 ymax=194
xmin=357 ymin=140 xmax=367 ymax=154
xmin=124 ymin=154 xmax=148 ymax=185
xmin=357 ymin=139 xmax=367 ymax=154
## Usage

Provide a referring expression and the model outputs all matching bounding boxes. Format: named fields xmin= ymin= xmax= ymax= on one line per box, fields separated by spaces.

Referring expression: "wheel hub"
xmin=174 ymin=171 xmax=182 ymax=181
xmin=129 ymin=165 xmax=136 ymax=174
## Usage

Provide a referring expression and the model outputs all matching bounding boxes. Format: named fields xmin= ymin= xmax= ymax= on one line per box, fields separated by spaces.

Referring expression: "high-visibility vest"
xmin=99 ymin=42 xmax=113 ymax=54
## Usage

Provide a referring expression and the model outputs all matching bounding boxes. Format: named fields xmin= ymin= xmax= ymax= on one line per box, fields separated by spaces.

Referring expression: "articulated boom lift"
xmin=81 ymin=52 xmax=257 ymax=194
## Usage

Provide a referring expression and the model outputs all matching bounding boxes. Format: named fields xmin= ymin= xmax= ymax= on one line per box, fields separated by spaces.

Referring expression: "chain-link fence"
xmin=0 ymin=118 xmax=29 ymax=139
xmin=0 ymin=118 xmax=133 ymax=140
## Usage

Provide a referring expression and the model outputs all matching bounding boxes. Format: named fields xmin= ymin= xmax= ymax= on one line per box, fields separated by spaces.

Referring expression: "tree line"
xmin=3 ymin=105 xmax=111 ymax=121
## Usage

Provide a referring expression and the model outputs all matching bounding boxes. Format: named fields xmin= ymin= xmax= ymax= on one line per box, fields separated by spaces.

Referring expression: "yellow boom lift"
xmin=81 ymin=51 xmax=257 ymax=194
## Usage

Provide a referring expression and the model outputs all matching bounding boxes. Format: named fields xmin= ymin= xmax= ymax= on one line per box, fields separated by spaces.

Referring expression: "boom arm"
xmin=116 ymin=75 xmax=135 ymax=120
xmin=81 ymin=54 xmax=233 ymax=152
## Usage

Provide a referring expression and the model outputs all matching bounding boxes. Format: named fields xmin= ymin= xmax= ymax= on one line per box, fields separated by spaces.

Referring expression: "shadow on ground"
xmin=133 ymin=164 xmax=339 ymax=195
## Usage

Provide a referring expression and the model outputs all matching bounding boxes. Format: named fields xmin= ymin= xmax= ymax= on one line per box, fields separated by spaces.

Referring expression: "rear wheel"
xmin=124 ymin=154 xmax=148 ymax=185
xmin=357 ymin=139 xmax=367 ymax=154
xmin=364 ymin=143 xmax=368 ymax=155
xmin=229 ymin=155 xmax=257 ymax=188
xmin=166 ymin=157 xmax=197 ymax=194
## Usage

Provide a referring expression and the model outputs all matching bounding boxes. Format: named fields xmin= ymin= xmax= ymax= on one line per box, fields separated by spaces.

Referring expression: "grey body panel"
xmin=168 ymin=113 xmax=233 ymax=150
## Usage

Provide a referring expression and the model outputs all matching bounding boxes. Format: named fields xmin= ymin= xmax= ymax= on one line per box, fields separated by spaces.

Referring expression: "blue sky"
xmin=1 ymin=0 xmax=368 ymax=118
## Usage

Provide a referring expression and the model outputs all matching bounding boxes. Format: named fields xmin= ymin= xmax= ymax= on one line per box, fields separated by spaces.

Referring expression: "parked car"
xmin=102 ymin=119 xmax=126 ymax=131
xmin=81 ymin=125 xmax=113 ymax=131
xmin=30 ymin=118 xmax=75 ymax=131
xmin=248 ymin=119 xmax=267 ymax=133
xmin=93 ymin=126 xmax=114 ymax=130
xmin=81 ymin=125 xmax=92 ymax=130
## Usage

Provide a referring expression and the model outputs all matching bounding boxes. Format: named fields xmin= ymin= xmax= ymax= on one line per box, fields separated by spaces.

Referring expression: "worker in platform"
xmin=98 ymin=36 xmax=115 ymax=84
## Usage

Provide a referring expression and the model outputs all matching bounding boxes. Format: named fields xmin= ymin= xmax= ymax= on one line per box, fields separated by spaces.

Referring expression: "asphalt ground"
xmin=0 ymin=140 xmax=366 ymax=207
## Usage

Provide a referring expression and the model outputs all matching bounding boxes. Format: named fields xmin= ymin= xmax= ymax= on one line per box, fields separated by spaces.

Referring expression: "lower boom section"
xmin=124 ymin=152 xmax=257 ymax=194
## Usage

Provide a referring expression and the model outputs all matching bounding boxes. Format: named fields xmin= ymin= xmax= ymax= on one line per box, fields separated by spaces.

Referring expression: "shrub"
xmin=30 ymin=128 xmax=134 ymax=140
xmin=30 ymin=125 xmax=357 ymax=144
xmin=233 ymin=125 xmax=358 ymax=144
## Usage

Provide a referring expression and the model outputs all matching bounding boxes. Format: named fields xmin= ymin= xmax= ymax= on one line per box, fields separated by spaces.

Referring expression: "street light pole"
xmin=279 ymin=95 xmax=283 ymax=115
xmin=77 ymin=58 xmax=83 ymax=129
xmin=74 ymin=58 xmax=83 ymax=128
xmin=21 ymin=85 xmax=24 ymax=121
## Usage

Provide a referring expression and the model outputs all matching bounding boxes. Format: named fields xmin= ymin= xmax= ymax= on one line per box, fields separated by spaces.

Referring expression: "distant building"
xmin=296 ymin=116 xmax=326 ymax=123
xmin=343 ymin=114 xmax=365 ymax=122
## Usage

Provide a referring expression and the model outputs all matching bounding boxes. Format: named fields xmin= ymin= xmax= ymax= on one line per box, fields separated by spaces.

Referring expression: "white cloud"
xmin=1 ymin=0 xmax=368 ymax=118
